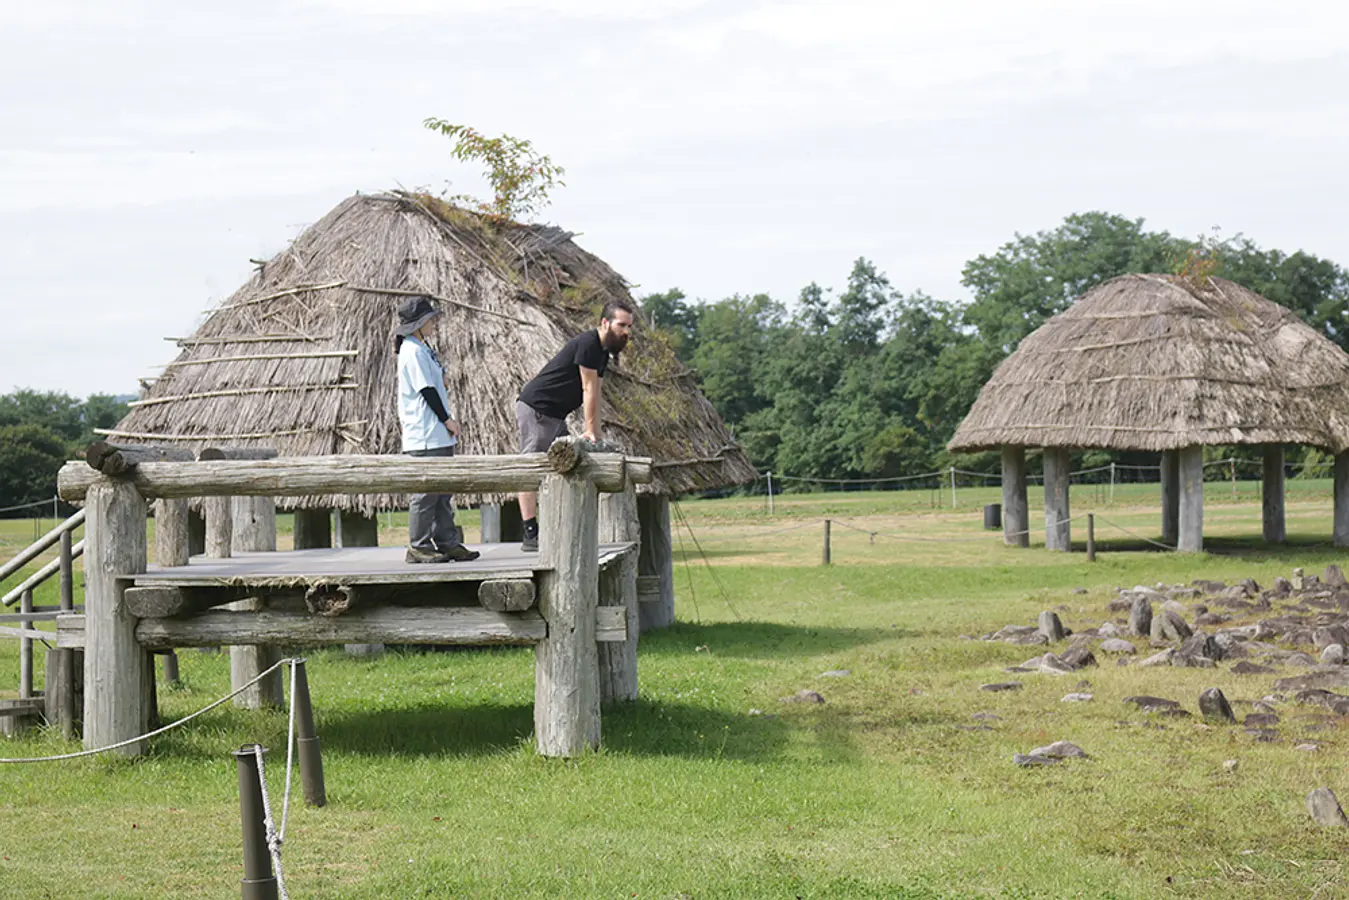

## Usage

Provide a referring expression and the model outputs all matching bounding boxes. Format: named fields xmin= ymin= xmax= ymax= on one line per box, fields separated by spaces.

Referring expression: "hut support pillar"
xmin=1042 ymin=448 xmax=1071 ymax=552
xmin=1160 ymin=450 xmax=1179 ymax=547
xmin=480 ymin=503 xmax=501 ymax=543
xmin=292 ymin=508 xmax=332 ymax=551
xmin=1335 ymin=453 xmax=1349 ymax=548
xmin=535 ymin=471 xmax=601 ymax=756
xmin=636 ymin=495 xmax=675 ymax=631
xmin=1177 ymin=445 xmax=1204 ymax=553
xmin=339 ymin=512 xmax=384 ymax=657
xmin=1000 ymin=446 xmax=1028 ymax=548
xmin=597 ymin=487 xmax=640 ymax=704
xmin=1262 ymin=445 xmax=1286 ymax=544
xmin=83 ymin=481 xmax=150 ymax=756
xmin=230 ymin=497 xmax=283 ymax=709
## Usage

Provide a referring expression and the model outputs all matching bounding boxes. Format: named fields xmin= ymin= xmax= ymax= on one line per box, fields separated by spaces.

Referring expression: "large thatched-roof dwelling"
xmin=948 ymin=273 xmax=1349 ymax=552
xmin=107 ymin=191 xmax=756 ymax=518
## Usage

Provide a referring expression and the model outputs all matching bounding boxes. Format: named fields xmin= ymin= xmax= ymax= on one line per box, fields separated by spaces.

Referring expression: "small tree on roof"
xmin=423 ymin=119 xmax=566 ymax=223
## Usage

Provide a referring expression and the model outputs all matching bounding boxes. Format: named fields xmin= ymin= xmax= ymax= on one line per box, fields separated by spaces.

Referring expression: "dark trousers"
xmin=407 ymin=446 xmax=462 ymax=550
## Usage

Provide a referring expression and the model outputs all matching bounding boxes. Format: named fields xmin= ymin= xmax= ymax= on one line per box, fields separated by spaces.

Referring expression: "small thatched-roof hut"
xmin=107 ymin=191 xmax=756 ymax=516
xmin=948 ymin=273 xmax=1349 ymax=552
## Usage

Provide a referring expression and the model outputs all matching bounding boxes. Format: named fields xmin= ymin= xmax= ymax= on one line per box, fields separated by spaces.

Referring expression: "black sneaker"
xmin=442 ymin=544 xmax=481 ymax=562
xmin=521 ymin=534 xmax=538 ymax=553
xmin=406 ymin=546 xmax=451 ymax=564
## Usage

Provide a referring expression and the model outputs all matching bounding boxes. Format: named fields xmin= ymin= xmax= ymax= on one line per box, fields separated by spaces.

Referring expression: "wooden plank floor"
xmin=134 ymin=542 xmax=635 ymax=587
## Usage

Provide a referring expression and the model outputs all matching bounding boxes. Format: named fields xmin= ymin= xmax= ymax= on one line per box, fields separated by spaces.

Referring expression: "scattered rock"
xmin=1322 ymin=645 xmax=1347 ymax=666
xmin=782 ymin=690 xmax=826 ymax=704
xmin=1060 ymin=646 xmax=1097 ymax=669
xmin=1243 ymin=713 xmax=1279 ymax=728
xmin=1292 ymin=568 xmax=1306 ymax=591
xmin=1325 ymin=564 xmax=1347 ymax=588
xmin=1274 ymin=670 xmax=1349 ymax=692
xmin=980 ymin=682 xmax=1022 ymax=692
xmin=1245 ymin=728 xmax=1279 ymax=742
xmin=1273 ymin=576 xmax=1293 ymax=596
xmin=1232 ymin=661 xmax=1278 ymax=676
xmin=1038 ymin=611 xmax=1066 ymax=642
xmin=1028 ymin=740 xmax=1088 ymax=759
xmin=1012 ymin=753 xmax=1060 ymax=767
xmin=971 ymin=712 xmax=1001 ymax=721
xmin=1155 ymin=609 xmax=1193 ymax=643
xmin=1222 ymin=759 xmax=1239 ymax=773
xmin=1061 ymin=693 xmax=1094 ymax=702
xmin=1194 ymin=612 xmax=1230 ymax=627
xmin=1308 ymin=788 xmax=1349 ymax=827
xmin=1294 ymin=689 xmax=1349 ymax=716
xmin=1199 ymin=687 xmax=1237 ymax=724
xmin=1072 ymin=587 xmax=1087 ymax=595
xmin=1213 ymin=633 xmax=1249 ymax=659
xmin=1129 ymin=597 xmax=1153 ymax=637
xmin=1138 ymin=648 xmax=1176 ymax=668
xmin=819 ymin=669 xmax=852 ymax=678
xmin=1287 ymin=653 xmax=1319 ymax=668
xmin=1315 ymin=626 xmax=1349 ymax=650
xmin=1295 ymin=742 xmax=1321 ymax=752
xmin=1098 ymin=638 xmax=1137 ymax=655
xmin=1179 ymin=633 xmax=1222 ymax=662
xmin=1124 ymin=695 xmax=1181 ymax=712
xmin=1098 ymin=622 xmax=1125 ymax=639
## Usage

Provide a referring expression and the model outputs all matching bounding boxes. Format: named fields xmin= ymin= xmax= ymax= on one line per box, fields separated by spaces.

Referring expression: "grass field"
xmin=1 ymin=481 xmax=1349 ymax=898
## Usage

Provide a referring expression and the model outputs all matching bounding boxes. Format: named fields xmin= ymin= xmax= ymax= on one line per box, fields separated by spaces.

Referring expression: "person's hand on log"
xmin=444 ymin=419 xmax=461 ymax=439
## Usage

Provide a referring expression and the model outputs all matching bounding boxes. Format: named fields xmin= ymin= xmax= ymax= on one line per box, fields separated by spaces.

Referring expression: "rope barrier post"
xmin=949 ymin=466 xmax=957 ymax=508
xmin=19 ymin=589 xmax=33 ymax=699
xmin=1086 ymin=513 xmax=1096 ymax=562
xmin=292 ymin=659 xmax=327 ymax=808
xmin=162 ymin=651 xmax=180 ymax=686
xmin=233 ymin=744 xmax=280 ymax=900
xmin=822 ymin=519 xmax=831 ymax=566
xmin=1109 ymin=462 xmax=1115 ymax=505
xmin=766 ymin=471 xmax=774 ymax=516
xmin=1230 ymin=458 xmax=1237 ymax=501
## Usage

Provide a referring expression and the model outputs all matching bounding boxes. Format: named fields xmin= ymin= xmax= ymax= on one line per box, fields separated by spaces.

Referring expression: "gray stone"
xmin=1325 ymin=565 xmax=1347 ymax=588
xmin=1162 ymin=599 xmax=1189 ymax=615
xmin=1314 ymin=626 xmax=1349 ymax=650
xmin=1099 ymin=638 xmax=1137 ymax=654
xmin=1128 ymin=597 xmax=1153 ymax=637
xmin=1273 ymin=576 xmax=1293 ymax=596
xmin=1199 ymin=687 xmax=1237 ymax=723
xmin=819 ymin=669 xmax=852 ymax=678
xmin=1308 ymin=788 xmax=1349 ymax=827
xmin=1137 ymin=648 xmax=1176 ymax=668
xmin=1232 ymin=661 xmax=1278 ymax=676
xmin=1038 ymin=611 xmax=1066 ymax=642
xmin=1157 ymin=609 xmax=1193 ymax=642
xmin=1292 ymin=568 xmax=1306 ymax=591
xmin=1179 ymin=633 xmax=1222 ymax=662
xmin=1274 ymin=669 xmax=1349 ymax=692
xmin=1061 ymin=693 xmax=1094 ymax=702
xmin=1245 ymin=728 xmax=1279 ymax=742
xmin=1012 ymin=753 xmax=1060 ymax=767
xmin=1287 ymin=653 xmax=1320 ymax=668
xmin=1223 ymin=759 xmax=1239 ymax=773
xmin=980 ymin=682 xmax=1022 ymax=692
xmin=1322 ymin=645 xmax=1347 ymax=666
xmin=1295 ymin=742 xmax=1320 ymax=751
xmin=1213 ymin=633 xmax=1249 ymax=659
xmin=1059 ymin=646 xmax=1097 ymax=669
xmin=1098 ymin=622 xmax=1125 ymax=639
xmin=1243 ymin=713 xmax=1279 ymax=728
xmin=1124 ymin=695 xmax=1181 ymax=712
xmin=1072 ymin=587 xmax=1087 ymax=595
xmin=1028 ymin=740 xmax=1088 ymax=759
xmin=1294 ymin=689 xmax=1349 ymax=716
xmin=782 ymin=690 xmax=826 ymax=704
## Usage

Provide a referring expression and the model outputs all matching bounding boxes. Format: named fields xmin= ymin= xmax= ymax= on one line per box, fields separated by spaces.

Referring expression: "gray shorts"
xmin=516 ymin=400 xmax=569 ymax=453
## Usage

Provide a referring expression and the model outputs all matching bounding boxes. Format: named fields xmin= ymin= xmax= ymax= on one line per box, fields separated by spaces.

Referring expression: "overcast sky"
xmin=3 ymin=0 xmax=1347 ymax=397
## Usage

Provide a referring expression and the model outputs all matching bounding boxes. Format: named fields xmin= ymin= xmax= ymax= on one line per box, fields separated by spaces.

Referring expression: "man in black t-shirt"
xmin=516 ymin=297 xmax=636 ymax=551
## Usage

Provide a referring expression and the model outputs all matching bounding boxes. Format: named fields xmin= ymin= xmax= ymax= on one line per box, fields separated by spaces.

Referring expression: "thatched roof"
xmin=948 ymin=273 xmax=1349 ymax=454
xmin=108 ymin=191 xmax=755 ymax=513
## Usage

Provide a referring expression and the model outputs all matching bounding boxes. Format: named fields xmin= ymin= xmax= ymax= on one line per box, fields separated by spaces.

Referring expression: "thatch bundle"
xmin=109 ymin=191 xmax=755 ymax=513
xmin=949 ymin=274 xmax=1349 ymax=453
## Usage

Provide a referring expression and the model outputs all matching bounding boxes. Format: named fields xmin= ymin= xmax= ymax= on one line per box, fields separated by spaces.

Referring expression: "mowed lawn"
xmin=1 ymin=481 xmax=1348 ymax=898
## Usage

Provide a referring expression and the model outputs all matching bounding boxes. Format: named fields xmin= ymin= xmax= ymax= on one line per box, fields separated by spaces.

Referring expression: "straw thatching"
xmin=949 ymin=273 xmax=1349 ymax=454
xmin=108 ymin=191 xmax=755 ymax=514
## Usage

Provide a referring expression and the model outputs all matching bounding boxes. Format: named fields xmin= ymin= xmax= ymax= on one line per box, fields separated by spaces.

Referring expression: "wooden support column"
xmin=480 ymin=503 xmax=502 ymax=543
xmin=597 ymin=487 xmax=640 ymax=704
xmin=338 ymin=511 xmax=384 ymax=657
xmin=1262 ymin=445 xmax=1286 ymax=544
xmin=231 ymin=496 xmax=284 ymax=708
xmin=83 ymin=481 xmax=150 ymax=756
xmin=535 ymin=467 xmax=601 ymax=757
xmin=204 ymin=496 xmax=232 ymax=558
xmin=1335 ymin=452 xmax=1349 ymax=548
xmin=1001 ymin=446 xmax=1029 ymax=548
xmin=155 ymin=498 xmax=191 ymax=567
xmin=636 ymin=495 xmax=675 ymax=631
xmin=1178 ymin=445 xmax=1204 ymax=552
xmin=187 ymin=509 xmax=206 ymax=556
xmin=1042 ymin=447 xmax=1071 ymax=552
xmin=500 ymin=499 xmax=524 ymax=543
xmin=292 ymin=508 xmax=332 ymax=550
xmin=1160 ymin=450 xmax=1179 ymax=547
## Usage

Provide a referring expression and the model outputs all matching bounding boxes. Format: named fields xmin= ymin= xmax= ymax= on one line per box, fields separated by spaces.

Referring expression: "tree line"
xmin=0 ymin=391 xmax=128 ymax=515
xmin=641 ymin=211 xmax=1349 ymax=484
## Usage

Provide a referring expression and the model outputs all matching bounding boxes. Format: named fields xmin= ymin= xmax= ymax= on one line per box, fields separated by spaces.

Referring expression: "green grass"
xmin=1 ymin=486 xmax=1349 ymax=897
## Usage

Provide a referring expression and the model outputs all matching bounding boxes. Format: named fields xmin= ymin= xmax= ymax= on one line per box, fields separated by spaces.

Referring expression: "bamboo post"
xmin=597 ymin=487 xmax=639 ymax=705
xmin=535 ymin=463 xmax=601 ymax=757
xmin=1178 ymin=445 xmax=1204 ymax=552
xmin=1001 ymin=446 xmax=1029 ymax=548
xmin=19 ymin=589 xmax=33 ymax=699
xmin=822 ymin=518 xmax=832 ymax=565
xmin=83 ymin=480 xmax=150 ymax=755
xmin=1086 ymin=513 xmax=1096 ymax=562
xmin=231 ymin=496 xmax=284 ymax=709
xmin=1262 ymin=445 xmax=1286 ymax=544
xmin=636 ymin=495 xmax=675 ymax=632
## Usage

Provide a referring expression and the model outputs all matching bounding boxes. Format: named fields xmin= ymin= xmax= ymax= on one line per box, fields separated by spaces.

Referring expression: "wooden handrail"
xmin=0 ymin=509 xmax=85 ymax=583
xmin=2 ymin=540 xmax=84 ymax=607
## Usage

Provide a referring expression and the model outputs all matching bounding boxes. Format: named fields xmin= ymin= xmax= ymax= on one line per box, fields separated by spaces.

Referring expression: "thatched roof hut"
xmin=106 ymin=191 xmax=756 ymax=514
xmin=949 ymin=273 xmax=1349 ymax=454
xmin=947 ymin=273 xmax=1349 ymax=552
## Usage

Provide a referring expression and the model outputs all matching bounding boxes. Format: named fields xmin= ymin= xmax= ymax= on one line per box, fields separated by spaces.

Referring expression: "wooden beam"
xmin=125 ymin=585 xmax=257 ymax=618
xmin=478 ymin=579 xmax=536 ymax=612
xmin=58 ymin=451 xmax=653 ymax=501
xmin=130 ymin=607 xmax=546 ymax=649
xmin=85 ymin=441 xmax=194 ymax=476
xmin=0 ymin=509 xmax=85 ymax=583
xmin=198 ymin=447 xmax=280 ymax=461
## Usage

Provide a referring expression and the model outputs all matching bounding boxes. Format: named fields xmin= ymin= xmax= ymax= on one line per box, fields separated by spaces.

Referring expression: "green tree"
xmin=422 ymin=120 xmax=565 ymax=222
xmin=639 ymin=288 xmax=700 ymax=363
xmin=0 ymin=424 xmax=67 ymax=513
xmin=1215 ymin=238 xmax=1349 ymax=350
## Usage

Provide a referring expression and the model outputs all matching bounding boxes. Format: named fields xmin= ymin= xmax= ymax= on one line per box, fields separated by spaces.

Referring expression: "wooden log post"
xmin=636 ymin=495 xmax=676 ymax=632
xmin=204 ymin=496 xmax=233 ymax=559
xmin=188 ymin=508 xmax=206 ymax=556
xmin=499 ymin=499 xmax=525 ymax=543
xmin=338 ymin=511 xmax=384 ymax=657
xmin=230 ymin=495 xmax=284 ymax=709
xmin=155 ymin=498 xmax=191 ymax=567
xmin=292 ymin=508 xmax=332 ymax=551
xmin=1178 ymin=445 xmax=1205 ymax=553
xmin=52 ymin=530 xmax=78 ymax=739
xmin=1160 ymin=450 xmax=1180 ymax=547
xmin=83 ymin=480 xmax=150 ymax=755
xmin=1042 ymin=447 xmax=1071 ymax=552
xmin=480 ymin=503 xmax=502 ymax=543
xmin=1262 ymin=444 xmax=1286 ymax=544
xmin=597 ymin=486 xmax=640 ymax=705
xmin=18 ymin=590 xmax=33 ymax=699
xmin=85 ymin=441 xmax=193 ymax=475
xmin=535 ymin=454 xmax=602 ymax=756
xmin=1335 ymin=452 xmax=1349 ymax=549
xmin=1001 ymin=446 xmax=1029 ymax=548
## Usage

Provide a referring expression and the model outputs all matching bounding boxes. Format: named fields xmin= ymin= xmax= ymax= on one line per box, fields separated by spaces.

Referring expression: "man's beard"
xmin=603 ymin=332 xmax=629 ymax=354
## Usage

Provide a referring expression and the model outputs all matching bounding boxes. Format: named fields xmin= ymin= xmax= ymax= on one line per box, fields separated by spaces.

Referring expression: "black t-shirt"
xmin=518 ymin=329 xmax=610 ymax=419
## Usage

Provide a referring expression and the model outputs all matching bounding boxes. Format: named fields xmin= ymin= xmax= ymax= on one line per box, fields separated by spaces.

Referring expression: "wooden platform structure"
xmin=56 ymin=439 xmax=655 ymax=758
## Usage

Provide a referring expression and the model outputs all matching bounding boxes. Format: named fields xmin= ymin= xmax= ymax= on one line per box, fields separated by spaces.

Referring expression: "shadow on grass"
xmin=1082 ymin=535 xmax=1344 ymax=561
xmin=641 ymin=620 xmax=903 ymax=659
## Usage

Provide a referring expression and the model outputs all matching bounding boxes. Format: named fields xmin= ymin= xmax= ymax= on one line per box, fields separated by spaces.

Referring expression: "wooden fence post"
xmin=636 ymin=495 xmax=675 ymax=632
xmin=597 ymin=486 xmax=639 ymax=705
xmin=231 ymin=496 xmax=283 ymax=709
xmin=83 ymin=480 xmax=150 ymax=755
xmin=535 ymin=466 xmax=601 ymax=756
